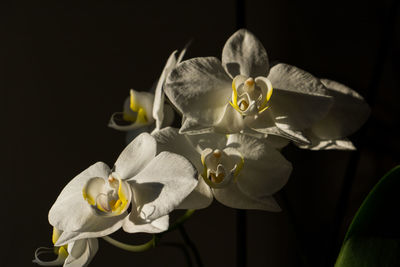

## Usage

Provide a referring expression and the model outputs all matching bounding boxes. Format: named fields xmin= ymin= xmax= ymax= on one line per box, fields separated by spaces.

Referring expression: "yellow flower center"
xmin=229 ymin=75 xmax=273 ymax=116
xmin=82 ymin=173 xmax=131 ymax=216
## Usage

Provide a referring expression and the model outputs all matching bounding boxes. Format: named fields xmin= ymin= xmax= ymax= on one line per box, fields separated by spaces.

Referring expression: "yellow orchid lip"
xmin=82 ymin=174 xmax=131 ymax=217
xmin=128 ymin=89 xmax=148 ymax=124
xmin=229 ymin=75 xmax=273 ymax=116
xmin=52 ymin=228 xmax=69 ymax=259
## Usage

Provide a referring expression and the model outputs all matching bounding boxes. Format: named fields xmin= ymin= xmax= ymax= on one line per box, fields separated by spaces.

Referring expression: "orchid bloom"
xmin=108 ymin=49 xmax=187 ymax=132
xmin=152 ymin=127 xmax=292 ymax=211
xmin=164 ymin=29 xmax=334 ymax=144
xmin=47 ymin=133 xmax=197 ymax=247
xmin=296 ymin=79 xmax=370 ymax=150
xmin=33 ymin=228 xmax=98 ymax=267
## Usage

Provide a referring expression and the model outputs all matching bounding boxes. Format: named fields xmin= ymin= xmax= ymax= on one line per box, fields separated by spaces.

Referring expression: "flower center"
xmin=82 ymin=172 xmax=131 ymax=216
xmin=229 ymin=75 xmax=273 ymax=116
xmin=200 ymin=148 xmax=244 ymax=188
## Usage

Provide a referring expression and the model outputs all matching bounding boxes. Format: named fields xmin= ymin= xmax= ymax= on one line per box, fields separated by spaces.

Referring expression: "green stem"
xmin=102 ymin=235 xmax=156 ymax=252
xmin=179 ymin=225 xmax=204 ymax=267
xmin=163 ymin=209 xmax=196 ymax=234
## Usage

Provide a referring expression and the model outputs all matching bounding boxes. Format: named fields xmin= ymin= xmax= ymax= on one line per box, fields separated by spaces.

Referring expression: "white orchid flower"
xmin=48 ymin=133 xmax=198 ymax=246
xmin=108 ymin=48 xmax=187 ymax=132
xmin=152 ymin=127 xmax=292 ymax=211
xmin=295 ymin=79 xmax=370 ymax=150
xmin=33 ymin=228 xmax=98 ymax=267
xmin=164 ymin=29 xmax=334 ymax=144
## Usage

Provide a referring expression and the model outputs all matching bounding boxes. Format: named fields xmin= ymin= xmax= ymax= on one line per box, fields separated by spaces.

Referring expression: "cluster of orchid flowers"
xmin=33 ymin=29 xmax=370 ymax=266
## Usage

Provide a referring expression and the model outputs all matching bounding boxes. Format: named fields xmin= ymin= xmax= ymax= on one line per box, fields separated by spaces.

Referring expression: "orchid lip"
xmin=229 ymin=75 xmax=273 ymax=116
xmin=201 ymin=148 xmax=244 ymax=189
xmin=82 ymin=173 xmax=131 ymax=217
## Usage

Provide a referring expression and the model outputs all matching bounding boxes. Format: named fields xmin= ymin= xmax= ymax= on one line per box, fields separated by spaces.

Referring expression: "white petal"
xmin=128 ymin=152 xmax=198 ymax=221
xmin=267 ymin=63 xmax=333 ymax=130
xmin=164 ymin=57 xmax=232 ymax=128
xmin=213 ymin=183 xmax=281 ymax=211
xmin=54 ymin=220 xmax=124 ymax=246
xmin=114 ymin=133 xmax=156 ymax=179
xmin=236 ymin=146 xmax=292 ymax=197
xmin=264 ymin=135 xmax=290 ymax=150
xmin=123 ymin=214 xmax=169 ymax=234
xmin=160 ymin=103 xmax=175 ymax=128
xmin=151 ymin=127 xmax=203 ymax=171
xmin=153 ymin=51 xmax=178 ymax=130
xmin=222 ymin=29 xmax=269 ymax=78
xmin=226 ymin=134 xmax=267 ymax=160
xmin=310 ymin=79 xmax=370 ymax=139
xmin=297 ymin=135 xmax=356 ymax=151
xmin=125 ymin=126 xmax=154 ymax=144
xmin=64 ymin=238 xmax=98 ymax=267
xmin=180 ymin=116 xmax=214 ymax=135
xmin=214 ymin=104 xmax=246 ymax=133
xmin=185 ymin=131 xmax=228 ymax=152
xmin=49 ymin=162 xmax=126 ymax=238
xmin=177 ymin=176 xmax=213 ymax=209
xmin=274 ymin=123 xmax=311 ymax=144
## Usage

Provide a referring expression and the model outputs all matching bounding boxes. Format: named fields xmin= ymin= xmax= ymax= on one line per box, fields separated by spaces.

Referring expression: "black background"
xmin=2 ymin=0 xmax=399 ymax=266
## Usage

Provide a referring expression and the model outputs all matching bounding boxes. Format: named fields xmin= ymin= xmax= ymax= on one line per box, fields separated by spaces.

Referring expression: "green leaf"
xmin=335 ymin=165 xmax=400 ymax=267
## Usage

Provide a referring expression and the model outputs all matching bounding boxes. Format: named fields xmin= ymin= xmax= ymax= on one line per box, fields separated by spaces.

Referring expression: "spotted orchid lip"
xmin=229 ymin=75 xmax=273 ymax=116
xmin=200 ymin=148 xmax=244 ymax=189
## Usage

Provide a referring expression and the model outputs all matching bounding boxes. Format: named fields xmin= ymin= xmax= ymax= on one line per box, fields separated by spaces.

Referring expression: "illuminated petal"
xmin=64 ymin=239 xmax=98 ymax=267
xmin=152 ymin=127 xmax=203 ymax=170
xmin=153 ymin=50 xmax=178 ymax=130
xmin=244 ymin=108 xmax=277 ymax=134
xmin=222 ymin=29 xmax=269 ymax=78
xmin=114 ymin=133 xmax=156 ymax=179
xmin=310 ymin=79 xmax=370 ymax=140
xmin=128 ymin=152 xmax=198 ymax=221
xmin=226 ymin=134 xmax=267 ymax=160
xmin=164 ymin=57 xmax=232 ymax=130
xmin=297 ymin=134 xmax=356 ymax=151
xmin=123 ymin=214 xmax=169 ymax=234
xmin=180 ymin=116 xmax=214 ymax=135
xmin=274 ymin=123 xmax=311 ymax=144
xmin=255 ymin=76 xmax=273 ymax=110
xmin=48 ymin=162 xmax=127 ymax=244
xmin=214 ymin=104 xmax=245 ymax=133
xmin=226 ymin=134 xmax=292 ymax=197
xmin=177 ymin=177 xmax=213 ymax=209
xmin=267 ymin=63 xmax=333 ymax=131
xmin=213 ymin=182 xmax=281 ymax=211
xmin=152 ymin=127 xmax=214 ymax=209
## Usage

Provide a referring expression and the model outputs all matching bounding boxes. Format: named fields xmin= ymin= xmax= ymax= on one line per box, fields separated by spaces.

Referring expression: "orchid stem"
xmin=178 ymin=225 xmax=204 ymax=267
xmin=102 ymin=235 xmax=156 ymax=252
xmin=164 ymin=209 xmax=196 ymax=234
